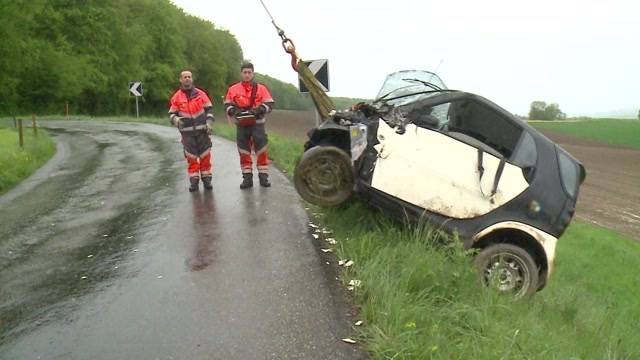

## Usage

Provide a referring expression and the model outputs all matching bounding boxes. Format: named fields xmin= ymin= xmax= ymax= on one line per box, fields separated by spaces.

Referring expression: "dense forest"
xmin=0 ymin=0 xmax=365 ymax=117
xmin=0 ymin=0 xmax=243 ymax=116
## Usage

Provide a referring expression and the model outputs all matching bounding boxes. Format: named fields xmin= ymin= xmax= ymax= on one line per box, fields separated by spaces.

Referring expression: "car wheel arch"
xmin=472 ymin=226 xmax=549 ymax=289
xmin=310 ymin=128 xmax=350 ymax=154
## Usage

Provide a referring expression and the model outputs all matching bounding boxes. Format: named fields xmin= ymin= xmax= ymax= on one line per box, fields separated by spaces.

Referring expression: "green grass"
xmin=320 ymin=204 xmax=640 ymax=359
xmin=27 ymin=115 xmax=640 ymax=358
xmin=532 ymin=119 xmax=640 ymax=149
xmin=210 ymin=114 xmax=640 ymax=357
xmin=0 ymin=126 xmax=56 ymax=194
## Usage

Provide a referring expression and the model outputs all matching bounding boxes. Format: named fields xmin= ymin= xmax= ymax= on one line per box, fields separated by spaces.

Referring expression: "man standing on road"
xmin=168 ymin=70 xmax=215 ymax=192
xmin=224 ymin=63 xmax=275 ymax=189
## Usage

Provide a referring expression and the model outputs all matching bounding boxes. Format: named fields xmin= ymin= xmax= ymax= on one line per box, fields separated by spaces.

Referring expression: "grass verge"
xmin=29 ymin=115 xmax=640 ymax=358
xmin=532 ymin=119 xmax=640 ymax=149
xmin=210 ymin=115 xmax=640 ymax=358
xmin=0 ymin=126 xmax=56 ymax=194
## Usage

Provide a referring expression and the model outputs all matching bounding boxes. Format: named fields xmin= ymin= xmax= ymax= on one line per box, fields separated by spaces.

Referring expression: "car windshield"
xmin=374 ymin=70 xmax=447 ymax=106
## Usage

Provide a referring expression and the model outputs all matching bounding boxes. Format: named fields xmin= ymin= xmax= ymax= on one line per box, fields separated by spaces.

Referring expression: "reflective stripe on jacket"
xmin=168 ymin=88 xmax=214 ymax=131
xmin=224 ymin=81 xmax=274 ymax=122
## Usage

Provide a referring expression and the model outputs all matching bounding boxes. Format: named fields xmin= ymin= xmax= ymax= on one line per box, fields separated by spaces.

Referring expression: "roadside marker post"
xmin=18 ymin=118 xmax=23 ymax=148
xmin=32 ymin=115 xmax=38 ymax=137
xmin=129 ymin=81 xmax=143 ymax=119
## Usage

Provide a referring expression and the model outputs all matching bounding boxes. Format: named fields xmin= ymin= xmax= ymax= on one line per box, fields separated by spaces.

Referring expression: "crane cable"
xmin=257 ymin=0 xmax=335 ymax=119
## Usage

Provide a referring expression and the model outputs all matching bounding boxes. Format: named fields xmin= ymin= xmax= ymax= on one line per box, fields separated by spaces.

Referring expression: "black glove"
xmin=252 ymin=105 xmax=266 ymax=117
xmin=227 ymin=106 xmax=238 ymax=117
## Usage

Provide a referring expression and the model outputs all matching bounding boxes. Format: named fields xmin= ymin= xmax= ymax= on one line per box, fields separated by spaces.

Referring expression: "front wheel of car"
xmin=294 ymin=145 xmax=354 ymax=207
xmin=474 ymin=244 xmax=539 ymax=298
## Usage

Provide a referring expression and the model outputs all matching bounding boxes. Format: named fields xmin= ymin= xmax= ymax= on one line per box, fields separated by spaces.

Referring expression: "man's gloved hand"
xmin=227 ymin=106 xmax=238 ymax=117
xmin=205 ymin=121 xmax=213 ymax=135
xmin=172 ymin=116 xmax=185 ymax=129
xmin=251 ymin=105 xmax=266 ymax=117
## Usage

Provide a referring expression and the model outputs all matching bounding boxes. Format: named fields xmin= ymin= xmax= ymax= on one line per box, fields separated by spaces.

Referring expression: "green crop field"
xmin=0 ymin=126 xmax=55 ymax=194
xmin=532 ymin=119 xmax=640 ymax=149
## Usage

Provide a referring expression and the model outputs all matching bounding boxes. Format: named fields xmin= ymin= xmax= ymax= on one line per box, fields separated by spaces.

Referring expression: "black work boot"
xmin=258 ymin=173 xmax=271 ymax=187
xmin=202 ymin=176 xmax=213 ymax=190
xmin=189 ymin=177 xmax=199 ymax=192
xmin=239 ymin=173 xmax=253 ymax=189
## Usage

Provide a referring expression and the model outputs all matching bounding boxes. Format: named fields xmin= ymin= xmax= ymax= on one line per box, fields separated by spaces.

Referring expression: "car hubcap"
xmin=483 ymin=253 xmax=529 ymax=295
xmin=301 ymin=154 xmax=348 ymax=197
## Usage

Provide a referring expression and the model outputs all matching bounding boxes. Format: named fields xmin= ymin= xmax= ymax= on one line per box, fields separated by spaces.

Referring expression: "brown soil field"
xmin=265 ymin=110 xmax=640 ymax=240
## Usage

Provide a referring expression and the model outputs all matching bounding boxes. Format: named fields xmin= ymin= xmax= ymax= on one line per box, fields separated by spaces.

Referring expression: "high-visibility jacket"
xmin=224 ymin=81 xmax=274 ymax=124
xmin=168 ymin=88 xmax=214 ymax=132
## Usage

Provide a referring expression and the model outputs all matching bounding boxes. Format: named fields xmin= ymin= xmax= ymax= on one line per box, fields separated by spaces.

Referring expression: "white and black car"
xmin=294 ymin=70 xmax=586 ymax=297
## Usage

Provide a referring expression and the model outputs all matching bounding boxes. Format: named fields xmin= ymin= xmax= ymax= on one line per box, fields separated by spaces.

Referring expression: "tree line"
xmin=528 ymin=101 xmax=566 ymax=121
xmin=0 ymin=0 xmax=358 ymax=117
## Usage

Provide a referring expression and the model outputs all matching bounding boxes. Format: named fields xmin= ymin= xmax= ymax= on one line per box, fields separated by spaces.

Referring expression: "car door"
xmin=370 ymin=99 xmax=530 ymax=219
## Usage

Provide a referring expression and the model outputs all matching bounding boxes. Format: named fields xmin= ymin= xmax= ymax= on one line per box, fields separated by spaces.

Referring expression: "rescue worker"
xmin=224 ymin=63 xmax=275 ymax=189
xmin=168 ymin=70 xmax=215 ymax=192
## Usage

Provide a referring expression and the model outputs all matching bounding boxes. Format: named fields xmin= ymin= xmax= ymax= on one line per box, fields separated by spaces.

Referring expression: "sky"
xmin=171 ymin=0 xmax=639 ymax=116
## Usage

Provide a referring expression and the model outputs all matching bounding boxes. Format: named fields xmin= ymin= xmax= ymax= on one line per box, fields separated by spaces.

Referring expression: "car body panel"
xmin=371 ymin=120 xmax=529 ymax=219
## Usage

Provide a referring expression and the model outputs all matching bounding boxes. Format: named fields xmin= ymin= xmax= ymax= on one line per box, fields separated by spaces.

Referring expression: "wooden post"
xmin=18 ymin=118 xmax=24 ymax=148
xmin=32 ymin=115 xmax=38 ymax=137
xmin=65 ymin=101 xmax=69 ymax=120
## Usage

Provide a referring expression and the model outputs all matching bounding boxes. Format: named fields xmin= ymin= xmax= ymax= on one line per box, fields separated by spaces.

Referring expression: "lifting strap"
xmin=258 ymin=0 xmax=335 ymax=120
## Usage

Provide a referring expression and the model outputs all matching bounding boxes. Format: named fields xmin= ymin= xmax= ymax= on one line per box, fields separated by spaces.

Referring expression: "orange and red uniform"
xmin=224 ymin=81 xmax=274 ymax=175
xmin=168 ymin=87 xmax=215 ymax=180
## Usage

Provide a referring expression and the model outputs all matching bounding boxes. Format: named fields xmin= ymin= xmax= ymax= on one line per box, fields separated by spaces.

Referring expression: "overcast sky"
xmin=171 ymin=0 xmax=639 ymax=116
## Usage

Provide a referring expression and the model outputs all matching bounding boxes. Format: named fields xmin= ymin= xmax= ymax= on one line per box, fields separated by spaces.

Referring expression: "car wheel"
xmin=294 ymin=145 xmax=354 ymax=207
xmin=474 ymin=243 xmax=539 ymax=298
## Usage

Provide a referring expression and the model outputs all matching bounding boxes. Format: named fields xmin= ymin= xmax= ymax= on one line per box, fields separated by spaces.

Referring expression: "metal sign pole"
xmin=135 ymin=96 xmax=139 ymax=119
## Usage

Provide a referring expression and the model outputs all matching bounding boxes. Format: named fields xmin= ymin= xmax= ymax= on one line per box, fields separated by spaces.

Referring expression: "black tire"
xmin=474 ymin=243 xmax=540 ymax=298
xmin=294 ymin=146 xmax=354 ymax=207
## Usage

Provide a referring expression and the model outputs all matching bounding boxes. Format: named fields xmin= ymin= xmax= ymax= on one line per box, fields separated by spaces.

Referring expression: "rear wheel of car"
xmin=474 ymin=243 xmax=539 ymax=298
xmin=294 ymin=145 xmax=354 ymax=207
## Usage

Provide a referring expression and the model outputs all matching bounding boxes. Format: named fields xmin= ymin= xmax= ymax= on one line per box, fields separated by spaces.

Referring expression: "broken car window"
xmin=446 ymin=100 xmax=523 ymax=158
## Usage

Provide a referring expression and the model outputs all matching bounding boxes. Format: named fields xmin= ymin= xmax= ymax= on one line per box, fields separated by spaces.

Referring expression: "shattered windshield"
xmin=374 ymin=70 xmax=447 ymax=106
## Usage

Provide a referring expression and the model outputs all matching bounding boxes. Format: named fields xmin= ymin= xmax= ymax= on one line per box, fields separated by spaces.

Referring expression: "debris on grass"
xmin=341 ymin=338 xmax=357 ymax=344
xmin=321 ymin=248 xmax=333 ymax=253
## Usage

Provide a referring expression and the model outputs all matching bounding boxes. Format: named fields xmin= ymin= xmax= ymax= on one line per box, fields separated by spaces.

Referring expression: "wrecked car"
xmin=294 ymin=70 xmax=586 ymax=297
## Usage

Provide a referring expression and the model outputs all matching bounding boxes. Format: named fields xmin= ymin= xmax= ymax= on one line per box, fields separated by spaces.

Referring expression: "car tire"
xmin=294 ymin=145 xmax=354 ymax=207
xmin=474 ymin=243 xmax=539 ymax=298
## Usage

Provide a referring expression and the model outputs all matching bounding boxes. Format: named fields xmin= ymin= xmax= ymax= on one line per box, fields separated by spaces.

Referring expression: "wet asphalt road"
xmin=0 ymin=121 xmax=363 ymax=359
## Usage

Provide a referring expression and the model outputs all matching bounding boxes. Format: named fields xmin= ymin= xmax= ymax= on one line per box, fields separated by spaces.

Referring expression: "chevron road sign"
xmin=129 ymin=81 xmax=143 ymax=97
xmin=298 ymin=59 xmax=329 ymax=93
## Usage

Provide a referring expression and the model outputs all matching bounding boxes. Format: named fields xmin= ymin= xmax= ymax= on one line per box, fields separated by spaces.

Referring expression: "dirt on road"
xmin=266 ymin=110 xmax=640 ymax=240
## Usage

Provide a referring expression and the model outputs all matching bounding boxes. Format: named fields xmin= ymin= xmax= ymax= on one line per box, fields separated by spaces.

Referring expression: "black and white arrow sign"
xmin=298 ymin=59 xmax=329 ymax=93
xmin=129 ymin=81 xmax=143 ymax=97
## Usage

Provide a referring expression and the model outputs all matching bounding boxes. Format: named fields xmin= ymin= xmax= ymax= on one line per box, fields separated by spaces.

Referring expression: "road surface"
xmin=0 ymin=121 xmax=364 ymax=359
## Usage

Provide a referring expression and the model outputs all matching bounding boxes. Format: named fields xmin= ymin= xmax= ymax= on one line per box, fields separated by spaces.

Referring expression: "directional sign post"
xmin=129 ymin=81 xmax=143 ymax=119
xmin=298 ymin=59 xmax=329 ymax=126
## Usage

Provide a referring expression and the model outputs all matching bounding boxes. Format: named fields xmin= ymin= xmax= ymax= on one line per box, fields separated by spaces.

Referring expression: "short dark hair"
xmin=241 ymin=62 xmax=254 ymax=71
